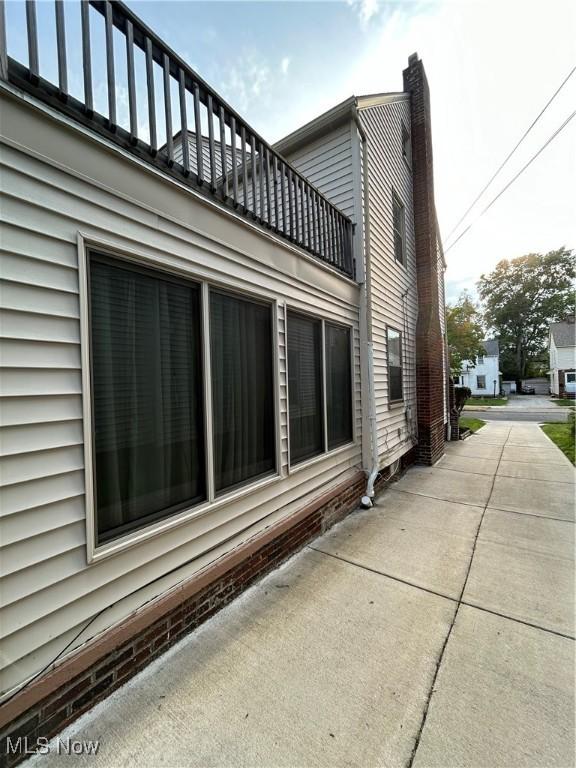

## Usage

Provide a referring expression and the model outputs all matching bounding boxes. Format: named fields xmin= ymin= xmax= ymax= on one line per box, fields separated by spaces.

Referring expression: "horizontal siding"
xmin=282 ymin=124 xmax=356 ymax=220
xmin=0 ymin=91 xmax=362 ymax=697
xmin=359 ymin=100 xmax=418 ymax=464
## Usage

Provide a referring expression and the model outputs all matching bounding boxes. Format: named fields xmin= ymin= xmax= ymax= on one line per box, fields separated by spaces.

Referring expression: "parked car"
xmin=521 ymin=386 xmax=536 ymax=395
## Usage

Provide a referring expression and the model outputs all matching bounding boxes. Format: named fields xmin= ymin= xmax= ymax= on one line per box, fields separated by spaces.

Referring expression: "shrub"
xmin=454 ymin=386 xmax=472 ymax=417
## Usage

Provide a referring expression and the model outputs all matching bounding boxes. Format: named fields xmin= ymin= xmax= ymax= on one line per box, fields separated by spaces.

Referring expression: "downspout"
xmin=351 ymin=106 xmax=379 ymax=507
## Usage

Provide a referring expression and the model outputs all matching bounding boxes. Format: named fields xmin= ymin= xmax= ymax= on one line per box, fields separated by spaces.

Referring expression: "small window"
xmin=325 ymin=323 xmax=353 ymax=450
xmin=476 ymin=375 xmax=486 ymax=389
xmin=566 ymin=372 xmax=576 ymax=383
xmin=210 ymin=291 xmax=275 ymax=494
xmin=89 ymin=254 xmax=205 ymax=545
xmin=387 ymin=327 xmax=403 ymax=402
xmin=402 ymin=122 xmax=412 ymax=168
xmin=287 ymin=312 xmax=324 ymax=465
xmin=477 ymin=355 xmax=484 ymax=365
xmin=392 ymin=191 xmax=406 ymax=265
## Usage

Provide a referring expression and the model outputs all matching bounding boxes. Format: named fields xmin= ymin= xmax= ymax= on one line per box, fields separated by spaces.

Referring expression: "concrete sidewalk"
xmin=30 ymin=422 xmax=575 ymax=768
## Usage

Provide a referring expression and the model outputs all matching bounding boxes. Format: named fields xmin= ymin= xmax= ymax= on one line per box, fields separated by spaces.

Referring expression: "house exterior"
xmin=0 ymin=1 xmax=447 ymax=754
xmin=456 ymin=339 xmax=500 ymax=397
xmin=549 ymin=319 xmax=576 ymax=397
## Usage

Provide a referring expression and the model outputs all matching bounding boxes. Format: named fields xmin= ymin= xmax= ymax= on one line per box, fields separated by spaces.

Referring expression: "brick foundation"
xmin=403 ymin=54 xmax=446 ymax=465
xmin=0 ymin=462 xmax=411 ymax=767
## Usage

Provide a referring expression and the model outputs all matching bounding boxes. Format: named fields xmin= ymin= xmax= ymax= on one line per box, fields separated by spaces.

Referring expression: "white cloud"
xmin=219 ymin=51 xmax=270 ymax=114
xmin=347 ymin=0 xmax=380 ymax=27
xmin=280 ymin=57 xmax=291 ymax=76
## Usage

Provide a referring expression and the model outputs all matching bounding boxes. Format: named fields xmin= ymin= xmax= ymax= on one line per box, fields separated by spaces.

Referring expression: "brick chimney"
xmin=403 ymin=53 xmax=446 ymax=464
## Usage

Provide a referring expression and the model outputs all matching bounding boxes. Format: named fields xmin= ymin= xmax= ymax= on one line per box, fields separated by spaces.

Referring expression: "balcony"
xmin=0 ymin=0 xmax=355 ymax=278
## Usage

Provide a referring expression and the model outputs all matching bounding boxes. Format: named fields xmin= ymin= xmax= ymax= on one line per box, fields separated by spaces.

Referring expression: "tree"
xmin=477 ymin=248 xmax=575 ymax=381
xmin=446 ymin=291 xmax=485 ymax=376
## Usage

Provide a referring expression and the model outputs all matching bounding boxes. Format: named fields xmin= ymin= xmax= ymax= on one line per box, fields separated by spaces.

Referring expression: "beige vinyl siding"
xmin=281 ymin=124 xmax=356 ymax=220
xmin=358 ymin=98 xmax=418 ymax=464
xmin=0 ymin=88 xmax=362 ymax=697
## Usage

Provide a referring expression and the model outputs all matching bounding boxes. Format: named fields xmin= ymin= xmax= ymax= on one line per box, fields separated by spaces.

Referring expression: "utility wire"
xmin=444 ymin=65 xmax=576 ymax=246
xmin=444 ymin=109 xmax=576 ymax=255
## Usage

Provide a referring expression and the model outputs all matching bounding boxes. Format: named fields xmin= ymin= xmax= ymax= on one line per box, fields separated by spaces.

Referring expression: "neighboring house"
xmin=0 ymin=1 xmax=447 ymax=751
xmin=549 ymin=318 xmax=576 ymax=397
xmin=456 ymin=340 xmax=501 ymax=397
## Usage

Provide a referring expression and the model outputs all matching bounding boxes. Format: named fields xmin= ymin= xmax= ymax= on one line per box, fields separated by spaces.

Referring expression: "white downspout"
xmin=361 ymin=340 xmax=379 ymax=507
xmin=351 ymin=107 xmax=379 ymax=508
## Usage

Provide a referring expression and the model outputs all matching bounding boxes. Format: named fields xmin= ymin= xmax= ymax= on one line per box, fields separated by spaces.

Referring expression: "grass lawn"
xmin=465 ymin=397 xmax=508 ymax=406
xmin=460 ymin=417 xmax=486 ymax=433
xmin=551 ymin=399 xmax=576 ymax=407
xmin=540 ymin=422 xmax=575 ymax=465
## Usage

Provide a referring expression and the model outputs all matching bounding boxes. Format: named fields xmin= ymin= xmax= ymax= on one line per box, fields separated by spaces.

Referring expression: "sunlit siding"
xmin=0 ymin=90 xmax=362 ymax=698
xmin=358 ymin=98 xmax=419 ymax=464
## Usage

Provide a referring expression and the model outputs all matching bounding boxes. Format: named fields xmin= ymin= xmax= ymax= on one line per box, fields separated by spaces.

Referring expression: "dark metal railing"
xmin=0 ymin=0 xmax=355 ymax=277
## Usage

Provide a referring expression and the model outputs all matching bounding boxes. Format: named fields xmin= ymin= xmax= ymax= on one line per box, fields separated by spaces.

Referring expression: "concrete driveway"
xmin=30 ymin=422 xmax=575 ymax=768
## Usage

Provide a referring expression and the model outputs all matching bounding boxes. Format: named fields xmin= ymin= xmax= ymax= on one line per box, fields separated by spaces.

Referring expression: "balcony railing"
xmin=0 ymin=0 xmax=355 ymax=277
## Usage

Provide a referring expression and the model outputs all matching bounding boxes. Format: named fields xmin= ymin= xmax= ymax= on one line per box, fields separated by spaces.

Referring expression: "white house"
xmin=457 ymin=340 xmax=501 ymax=397
xmin=0 ymin=0 xmax=448 ymax=752
xmin=549 ymin=319 xmax=576 ymax=397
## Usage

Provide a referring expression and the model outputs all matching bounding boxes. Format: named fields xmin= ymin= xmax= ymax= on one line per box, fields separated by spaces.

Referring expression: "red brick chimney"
xmin=403 ymin=53 xmax=446 ymax=464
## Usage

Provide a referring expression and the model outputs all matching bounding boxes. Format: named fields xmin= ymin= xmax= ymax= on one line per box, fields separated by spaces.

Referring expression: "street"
xmin=466 ymin=394 xmax=572 ymax=423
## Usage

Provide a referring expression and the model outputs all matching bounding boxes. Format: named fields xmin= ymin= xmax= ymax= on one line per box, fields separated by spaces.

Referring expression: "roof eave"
xmin=273 ymin=96 xmax=358 ymax=157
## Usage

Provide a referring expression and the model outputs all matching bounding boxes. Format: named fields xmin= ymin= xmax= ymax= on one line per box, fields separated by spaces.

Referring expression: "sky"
xmin=5 ymin=0 xmax=576 ymax=302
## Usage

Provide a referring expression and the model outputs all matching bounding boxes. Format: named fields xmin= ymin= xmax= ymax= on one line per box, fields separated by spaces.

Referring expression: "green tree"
xmin=477 ymin=247 xmax=575 ymax=380
xmin=446 ymin=290 xmax=485 ymax=376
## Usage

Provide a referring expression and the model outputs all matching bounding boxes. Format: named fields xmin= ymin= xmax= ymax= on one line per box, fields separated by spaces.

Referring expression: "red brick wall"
xmin=403 ymin=54 xmax=446 ymax=465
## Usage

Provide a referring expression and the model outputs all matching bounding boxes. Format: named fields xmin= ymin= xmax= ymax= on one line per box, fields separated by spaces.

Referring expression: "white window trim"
xmin=285 ymin=307 xmax=357 ymax=476
xmin=391 ymin=189 xmax=406 ymax=267
xmin=78 ymin=233 xmax=282 ymax=563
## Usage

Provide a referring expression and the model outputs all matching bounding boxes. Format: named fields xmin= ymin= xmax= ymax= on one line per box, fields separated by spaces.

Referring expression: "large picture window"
xmin=90 ymin=254 xmax=205 ymax=544
xmin=210 ymin=291 xmax=275 ymax=493
xmin=387 ymin=327 xmax=403 ymax=402
xmin=326 ymin=323 xmax=353 ymax=450
xmin=287 ymin=312 xmax=324 ymax=464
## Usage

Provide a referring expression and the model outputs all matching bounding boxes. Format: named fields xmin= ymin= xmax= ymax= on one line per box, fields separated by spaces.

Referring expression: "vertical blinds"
xmin=210 ymin=291 xmax=275 ymax=493
xmin=326 ymin=323 xmax=353 ymax=450
xmin=90 ymin=255 xmax=205 ymax=543
xmin=287 ymin=312 xmax=323 ymax=464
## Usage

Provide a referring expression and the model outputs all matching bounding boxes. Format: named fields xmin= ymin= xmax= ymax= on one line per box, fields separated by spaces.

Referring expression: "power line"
xmin=444 ymin=65 xmax=576 ymax=246
xmin=444 ymin=109 xmax=576 ymax=255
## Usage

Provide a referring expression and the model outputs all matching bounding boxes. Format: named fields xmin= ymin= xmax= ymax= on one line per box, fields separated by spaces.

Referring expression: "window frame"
xmin=477 ymin=355 xmax=484 ymax=365
xmin=208 ymin=286 xmax=279 ymax=496
xmin=401 ymin=121 xmax=412 ymax=170
xmin=286 ymin=307 xmax=355 ymax=474
xmin=392 ymin=189 xmax=406 ymax=266
xmin=79 ymin=235 xmax=281 ymax=563
xmin=386 ymin=325 xmax=404 ymax=405
xmin=476 ymin=375 xmax=487 ymax=390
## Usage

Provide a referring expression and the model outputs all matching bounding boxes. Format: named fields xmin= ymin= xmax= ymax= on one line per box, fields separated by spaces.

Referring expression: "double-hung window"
xmin=387 ymin=327 xmax=403 ymax=402
xmin=89 ymin=254 xmax=205 ymax=545
xmin=287 ymin=313 xmax=353 ymax=466
xmin=88 ymin=252 xmax=276 ymax=548
xmin=476 ymin=375 xmax=486 ymax=390
xmin=392 ymin=191 xmax=406 ymax=265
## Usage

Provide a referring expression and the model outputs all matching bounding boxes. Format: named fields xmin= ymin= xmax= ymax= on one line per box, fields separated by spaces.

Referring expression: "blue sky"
xmin=5 ymin=0 xmax=576 ymax=301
